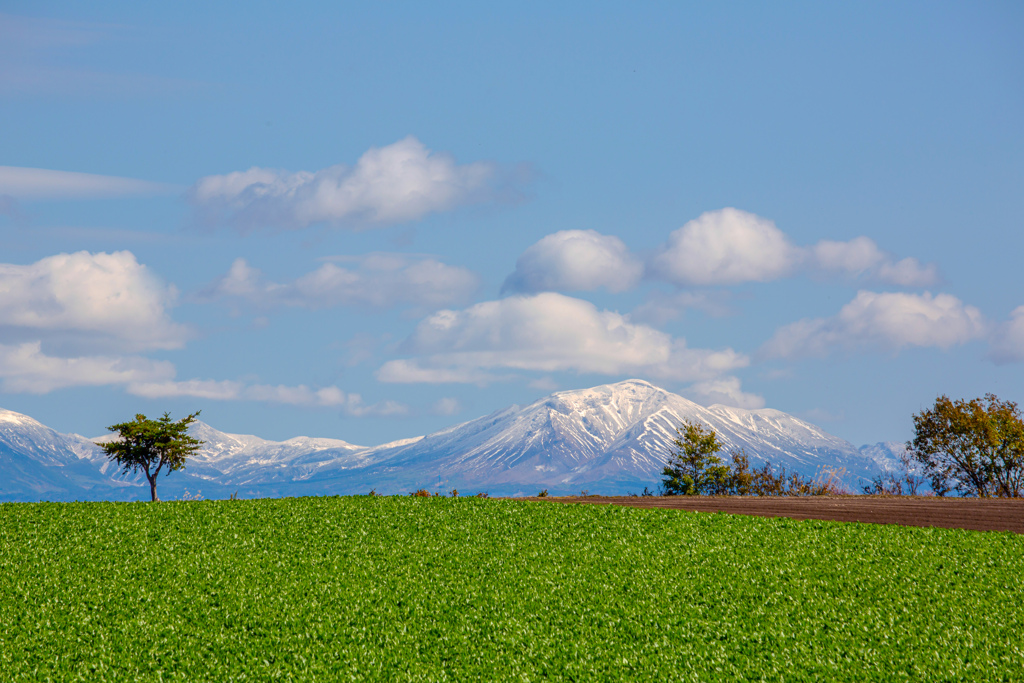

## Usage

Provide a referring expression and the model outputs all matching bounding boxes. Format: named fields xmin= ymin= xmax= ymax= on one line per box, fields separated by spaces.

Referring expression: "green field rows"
xmin=1 ymin=496 xmax=1022 ymax=681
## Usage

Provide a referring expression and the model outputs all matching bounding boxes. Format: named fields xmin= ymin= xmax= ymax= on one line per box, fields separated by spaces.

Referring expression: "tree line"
xmin=663 ymin=393 xmax=1024 ymax=498
xmin=660 ymin=420 xmax=847 ymax=496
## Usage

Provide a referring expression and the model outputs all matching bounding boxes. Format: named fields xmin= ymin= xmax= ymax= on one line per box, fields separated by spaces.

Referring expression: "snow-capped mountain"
xmin=1 ymin=380 xmax=890 ymax=501
xmin=305 ymin=379 xmax=885 ymax=495
xmin=858 ymin=441 xmax=910 ymax=471
xmin=0 ymin=408 xmax=128 ymax=500
xmin=95 ymin=421 xmax=368 ymax=486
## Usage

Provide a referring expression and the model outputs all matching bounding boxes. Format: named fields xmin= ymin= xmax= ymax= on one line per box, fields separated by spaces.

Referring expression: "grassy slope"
xmin=1 ymin=497 xmax=1022 ymax=681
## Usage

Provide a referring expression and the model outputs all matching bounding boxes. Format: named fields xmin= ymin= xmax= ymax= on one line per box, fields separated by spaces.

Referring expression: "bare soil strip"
xmin=522 ymin=496 xmax=1024 ymax=533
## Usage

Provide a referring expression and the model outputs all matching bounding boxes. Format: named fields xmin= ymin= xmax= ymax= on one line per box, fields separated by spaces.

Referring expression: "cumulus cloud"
xmin=0 ymin=251 xmax=189 ymax=353
xmin=650 ymin=208 xmax=801 ymax=286
xmin=640 ymin=208 xmax=939 ymax=289
xmin=501 ymin=230 xmax=644 ymax=294
xmin=0 ymin=166 xmax=175 ymax=200
xmin=761 ymin=291 xmax=988 ymax=359
xmin=0 ymin=342 xmax=174 ymax=393
xmin=811 ymin=236 xmax=939 ymax=286
xmin=500 ymin=209 xmax=940 ymax=294
xmin=189 ymin=136 xmax=516 ymax=231
xmin=202 ymin=253 xmax=479 ymax=310
xmin=127 ymin=379 xmax=408 ymax=417
xmin=988 ymin=306 xmax=1024 ymax=364
xmin=377 ymin=292 xmax=747 ymax=384
xmin=682 ymin=376 xmax=766 ymax=410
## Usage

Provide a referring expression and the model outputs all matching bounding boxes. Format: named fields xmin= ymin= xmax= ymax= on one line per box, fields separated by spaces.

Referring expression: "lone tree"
xmin=662 ymin=419 xmax=730 ymax=495
xmin=97 ymin=411 xmax=204 ymax=502
xmin=909 ymin=394 xmax=1024 ymax=498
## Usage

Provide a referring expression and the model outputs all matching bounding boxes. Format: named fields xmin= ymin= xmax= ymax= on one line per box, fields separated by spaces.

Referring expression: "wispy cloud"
xmin=0 ymin=342 xmax=174 ymax=394
xmin=0 ymin=13 xmax=208 ymax=97
xmin=189 ymin=136 xmax=527 ymax=231
xmin=681 ymin=376 xmax=765 ymax=410
xmin=628 ymin=291 xmax=735 ymax=326
xmin=127 ymin=379 xmax=408 ymax=416
xmin=810 ymin=236 xmax=939 ymax=287
xmin=200 ymin=253 xmax=479 ymax=311
xmin=0 ymin=166 xmax=177 ymax=200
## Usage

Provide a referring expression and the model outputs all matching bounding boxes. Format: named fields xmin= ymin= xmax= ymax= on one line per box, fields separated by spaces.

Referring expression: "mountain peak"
xmin=0 ymin=407 xmax=46 ymax=429
xmin=1 ymin=382 xmax=887 ymax=500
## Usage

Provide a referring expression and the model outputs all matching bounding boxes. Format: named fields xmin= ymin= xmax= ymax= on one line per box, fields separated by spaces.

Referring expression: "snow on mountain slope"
xmin=308 ymin=380 xmax=880 ymax=494
xmin=858 ymin=441 xmax=910 ymax=471
xmin=1 ymin=380 xmax=889 ymax=500
xmin=0 ymin=408 xmax=131 ymax=500
xmin=93 ymin=421 xmax=370 ymax=486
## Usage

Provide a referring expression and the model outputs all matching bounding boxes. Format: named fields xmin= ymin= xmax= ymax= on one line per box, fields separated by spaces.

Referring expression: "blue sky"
xmin=1 ymin=1 xmax=1022 ymax=447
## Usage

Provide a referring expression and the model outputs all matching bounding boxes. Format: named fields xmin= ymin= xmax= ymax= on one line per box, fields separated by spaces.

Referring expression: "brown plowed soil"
xmin=522 ymin=496 xmax=1024 ymax=533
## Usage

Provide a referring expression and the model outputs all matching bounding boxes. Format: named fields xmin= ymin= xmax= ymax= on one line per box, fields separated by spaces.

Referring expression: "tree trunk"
xmin=147 ymin=473 xmax=159 ymax=502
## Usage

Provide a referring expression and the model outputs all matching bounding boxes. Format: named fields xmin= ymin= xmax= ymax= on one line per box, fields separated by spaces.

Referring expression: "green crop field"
xmin=1 ymin=497 xmax=1022 ymax=681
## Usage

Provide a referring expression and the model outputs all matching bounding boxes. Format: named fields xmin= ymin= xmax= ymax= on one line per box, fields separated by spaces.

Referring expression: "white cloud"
xmin=682 ymin=376 xmax=765 ymax=410
xmin=0 ymin=342 xmax=174 ymax=393
xmin=128 ymin=379 xmax=243 ymax=401
xmin=377 ymin=292 xmax=747 ymax=384
xmin=127 ymin=379 xmax=408 ymax=416
xmin=497 ymin=210 xmax=940 ymax=295
xmin=0 ymin=166 xmax=175 ymax=200
xmin=642 ymin=209 xmax=938 ymax=289
xmin=0 ymin=251 xmax=189 ymax=352
xmin=501 ymin=230 xmax=644 ymax=294
xmin=189 ymin=136 xmax=510 ymax=231
xmin=811 ymin=236 xmax=939 ymax=287
xmin=761 ymin=291 xmax=988 ymax=359
xmin=650 ymin=208 xmax=801 ymax=286
xmin=376 ymin=361 xmax=506 ymax=385
xmin=988 ymin=305 xmax=1024 ymax=364
xmin=203 ymin=254 xmax=479 ymax=310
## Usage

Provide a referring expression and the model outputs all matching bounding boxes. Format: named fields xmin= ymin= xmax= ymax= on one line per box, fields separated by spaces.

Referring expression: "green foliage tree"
xmin=724 ymin=449 xmax=754 ymax=495
xmin=909 ymin=394 xmax=1024 ymax=498
xmin=662 ymin=420 xmax=730 ymax=495
xmin=97 ymin=411 xmax=204 ymax=502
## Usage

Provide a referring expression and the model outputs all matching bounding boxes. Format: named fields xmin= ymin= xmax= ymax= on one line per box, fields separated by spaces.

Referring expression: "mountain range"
xmin=1 ymin=379 xmax=901 ymax=501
